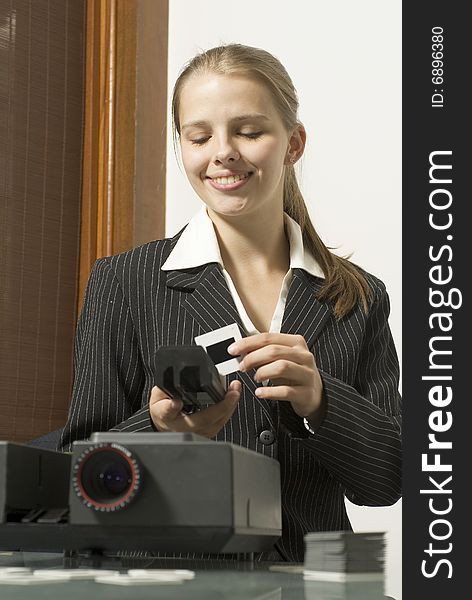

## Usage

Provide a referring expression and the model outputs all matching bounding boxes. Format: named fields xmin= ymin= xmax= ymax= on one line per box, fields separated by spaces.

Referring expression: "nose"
xmin=213 ymin=136 xmax=240 ymax=164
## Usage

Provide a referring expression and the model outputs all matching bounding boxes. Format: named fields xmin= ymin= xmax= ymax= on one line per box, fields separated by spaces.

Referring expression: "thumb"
xmin=225 ymin=379 xmax=242 ymax=402
xmin=150 ymin=386 xmax=183 ymax=420
xmin=150 ymin=385 xmax=170 ymax=405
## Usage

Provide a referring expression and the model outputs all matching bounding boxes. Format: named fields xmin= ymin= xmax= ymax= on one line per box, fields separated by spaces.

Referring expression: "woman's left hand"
xmin=228 ymin=333 xmax=324 ymax=424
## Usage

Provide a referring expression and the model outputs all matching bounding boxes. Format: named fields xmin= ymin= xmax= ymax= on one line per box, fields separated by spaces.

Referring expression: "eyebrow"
xmin=181 ymin=113 xmax=270 ymax=132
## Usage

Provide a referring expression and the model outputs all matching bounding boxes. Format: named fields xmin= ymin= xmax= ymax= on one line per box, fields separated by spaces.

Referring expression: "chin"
xmin=204 ymin=198 xmax=251 ymax=217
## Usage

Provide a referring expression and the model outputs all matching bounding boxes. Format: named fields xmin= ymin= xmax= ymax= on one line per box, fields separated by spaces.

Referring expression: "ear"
xmin=285 ymin=123 xmax=306 ymax=165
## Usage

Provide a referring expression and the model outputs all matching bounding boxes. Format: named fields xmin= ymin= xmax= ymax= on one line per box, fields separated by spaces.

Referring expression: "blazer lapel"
xmin=281 ymin=268 xmax=332 ymax=349
xmin=166 ymin=262 xmax=246 ymax=334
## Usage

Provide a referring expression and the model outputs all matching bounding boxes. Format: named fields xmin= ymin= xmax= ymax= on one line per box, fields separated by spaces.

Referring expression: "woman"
xmin=60 ymin=44 xmax=401 ymax=562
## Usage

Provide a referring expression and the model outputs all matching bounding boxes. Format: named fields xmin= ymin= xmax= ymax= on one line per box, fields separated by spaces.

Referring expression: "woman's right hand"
xmin=149 ymin=380 xmax=242 ymax=438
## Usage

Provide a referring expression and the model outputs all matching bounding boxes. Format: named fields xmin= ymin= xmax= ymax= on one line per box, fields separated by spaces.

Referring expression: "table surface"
xmin=0 ymin=551 xmax=392 ymax=600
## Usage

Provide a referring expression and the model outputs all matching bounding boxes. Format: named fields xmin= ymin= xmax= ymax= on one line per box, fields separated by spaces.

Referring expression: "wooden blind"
xmin=0 ymin=0 xmax=85 ymax=442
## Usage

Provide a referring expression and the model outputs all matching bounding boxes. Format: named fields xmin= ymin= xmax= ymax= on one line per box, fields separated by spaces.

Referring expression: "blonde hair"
xmin=171 ymin=44 xmax=372 ymax=319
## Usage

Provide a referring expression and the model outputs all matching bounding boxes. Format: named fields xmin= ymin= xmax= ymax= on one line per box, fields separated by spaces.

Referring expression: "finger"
xmin=254 ymin=361 xmax=313 ymax=386
xmin=207 ymin=380 xmax=241 ymax=417
xmin=255 ymin=384 xmax=324 ymax=419
xmin=254 ymin=385 xmax=310 ymax=420
xmin=150 ymin=385 xmax=172 ymax=405
xmin=155 ymin=398 xmax=184 ymax=423
xmin=206 ymin=386 xmax=242 ymax=436
xmin=221 ymin=379 xmax=242 ymax=407
xmin=240 ymin=345 xmax=312 ymax=372
xmin=227 ymin=379 xmax=242 ymax=396
xmin=254 ymin=384 xmax=301 ymax=401
xmin=184 ymin=380 xmax=241 ymax=430
xmin=228 ymin=333 xmax=307 ymax=357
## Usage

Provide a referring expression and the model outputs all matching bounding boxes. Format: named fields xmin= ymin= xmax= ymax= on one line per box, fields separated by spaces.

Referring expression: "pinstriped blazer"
xmin=59 ymin=227 xmax=402 ymax=562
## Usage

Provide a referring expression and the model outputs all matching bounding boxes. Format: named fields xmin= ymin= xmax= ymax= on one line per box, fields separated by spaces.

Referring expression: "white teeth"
xmin=213 ymin=173 xmax=248 ymax=185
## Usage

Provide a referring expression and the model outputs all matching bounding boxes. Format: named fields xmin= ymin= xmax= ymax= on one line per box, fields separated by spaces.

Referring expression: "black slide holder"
xmin=154 ymin=345 xmax=227 ymax=409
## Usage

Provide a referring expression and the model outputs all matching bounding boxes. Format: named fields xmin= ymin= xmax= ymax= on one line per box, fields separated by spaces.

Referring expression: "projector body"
xmin=0 ymin=442 xmax=71 ymax=523
xmin=0 ymin=433 xmax=281 ymax=554
xmin=68 ymin=433 xmax=281 ymax=552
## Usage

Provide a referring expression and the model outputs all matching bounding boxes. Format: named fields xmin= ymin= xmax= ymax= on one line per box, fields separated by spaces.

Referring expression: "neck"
xmin=207 ymin=206 xmax=290 ymax=277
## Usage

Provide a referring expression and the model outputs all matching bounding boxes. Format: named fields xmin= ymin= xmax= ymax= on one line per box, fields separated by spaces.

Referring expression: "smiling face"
xmin=178 ymin=72 xmax=302 ymax=221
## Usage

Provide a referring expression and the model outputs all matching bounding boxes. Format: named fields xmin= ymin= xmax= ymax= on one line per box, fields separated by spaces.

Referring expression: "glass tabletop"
xmin=0 ymin=551 xmax=391 ymax=600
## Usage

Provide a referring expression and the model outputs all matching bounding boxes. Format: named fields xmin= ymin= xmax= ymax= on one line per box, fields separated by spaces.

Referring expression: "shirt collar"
xmin=161 ymin=204 xmax=325 ymax=279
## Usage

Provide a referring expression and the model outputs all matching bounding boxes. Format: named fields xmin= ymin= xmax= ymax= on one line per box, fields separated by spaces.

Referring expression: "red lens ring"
xmin=73 ymin=443 xmax=140 ymax=512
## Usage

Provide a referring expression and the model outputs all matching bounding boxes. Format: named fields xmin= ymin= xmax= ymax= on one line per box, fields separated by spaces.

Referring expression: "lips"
xmin=207 ymin=172 xmax=252 ymax=185
xmin=206 ymin=172 xmax=253 ymax=191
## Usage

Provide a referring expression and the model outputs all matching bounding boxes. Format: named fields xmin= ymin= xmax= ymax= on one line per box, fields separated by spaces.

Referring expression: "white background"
xmin=165 ymin=1 xmax=402 ymax=597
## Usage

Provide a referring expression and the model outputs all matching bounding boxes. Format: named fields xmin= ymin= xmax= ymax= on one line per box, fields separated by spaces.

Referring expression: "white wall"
xmin=166 ymin=1 xmax=402 ymax=597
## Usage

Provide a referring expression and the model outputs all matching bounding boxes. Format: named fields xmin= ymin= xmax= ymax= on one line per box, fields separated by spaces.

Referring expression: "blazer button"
xmin=259 ymin=430 xmax=275 ymax=445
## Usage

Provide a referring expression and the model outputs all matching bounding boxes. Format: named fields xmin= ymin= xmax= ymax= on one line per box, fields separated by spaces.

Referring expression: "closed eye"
xmin=190 ymin=137 xmax=210 ymax=146
xmin=189 ymin=132 xmax=263 ymax=146
xmin=241 ymin=131 xmax=263 ymax=139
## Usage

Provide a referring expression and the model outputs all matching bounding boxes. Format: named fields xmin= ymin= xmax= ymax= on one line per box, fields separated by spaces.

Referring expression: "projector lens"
xmin=73 ymin=444 xmax=141 ymax=512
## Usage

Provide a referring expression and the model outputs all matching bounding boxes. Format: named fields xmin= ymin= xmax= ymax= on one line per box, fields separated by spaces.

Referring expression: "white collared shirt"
xmin=161 ymin=205 xmax=324 ymax=337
